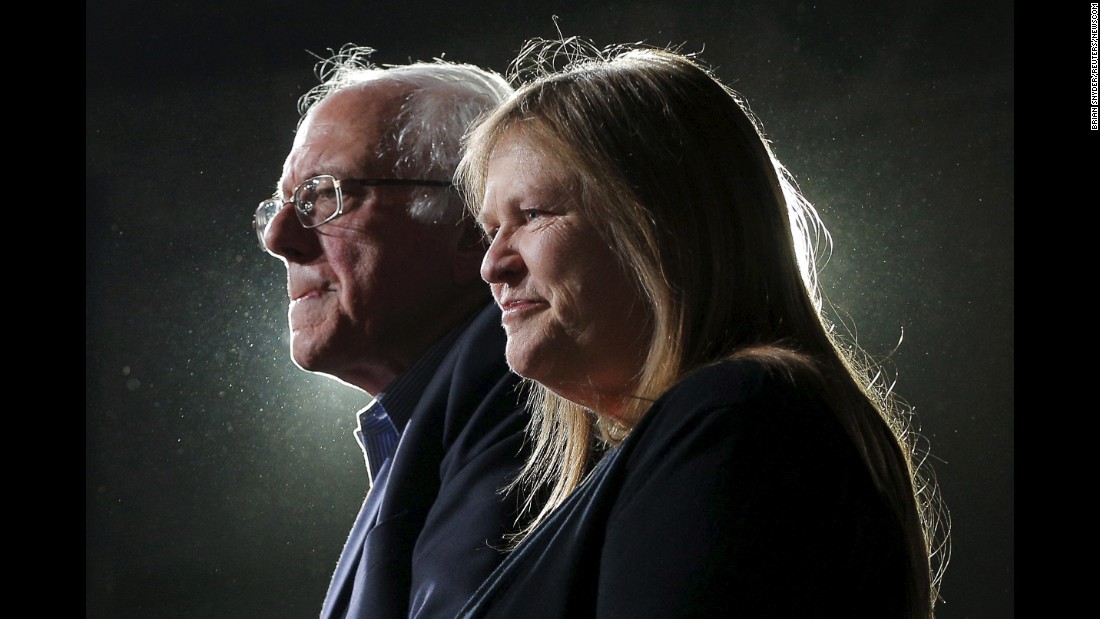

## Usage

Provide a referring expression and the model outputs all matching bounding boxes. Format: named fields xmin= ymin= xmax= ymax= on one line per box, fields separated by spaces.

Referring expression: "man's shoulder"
xmin=448 ymin=302 xmax=507 ymax=359
xmin=415 ymin=302 xmax=525 ymax=450
xmin=434 ymin=302 xmax=514 ymax=392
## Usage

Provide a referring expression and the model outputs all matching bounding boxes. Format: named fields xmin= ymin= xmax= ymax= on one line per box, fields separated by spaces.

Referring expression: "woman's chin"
xmin=506 ymin=343 xmax=567 ymax=392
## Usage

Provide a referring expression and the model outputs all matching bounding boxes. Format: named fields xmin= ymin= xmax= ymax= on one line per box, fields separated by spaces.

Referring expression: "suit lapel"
xmin=320 ymin=460 xmax=391 ymax=619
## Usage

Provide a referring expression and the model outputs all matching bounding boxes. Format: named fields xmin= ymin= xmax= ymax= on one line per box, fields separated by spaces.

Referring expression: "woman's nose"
xmin=481 ymin=232 xmax=525 ymax=284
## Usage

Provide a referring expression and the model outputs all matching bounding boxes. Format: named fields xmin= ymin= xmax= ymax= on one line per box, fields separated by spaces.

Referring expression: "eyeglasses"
xmin=253 ymin=174 xmax=452 ymax=249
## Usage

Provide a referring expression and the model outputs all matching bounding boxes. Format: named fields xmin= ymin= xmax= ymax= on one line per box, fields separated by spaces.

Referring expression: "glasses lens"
xmin=255 ymin=199 xmax=282 ymax=248
xmin=295 ymin=175 xmax=341 ymax=228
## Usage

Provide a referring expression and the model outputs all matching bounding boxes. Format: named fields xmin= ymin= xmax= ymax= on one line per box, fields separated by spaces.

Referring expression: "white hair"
xmin=299 ymin=45 xmax=513 ymax=223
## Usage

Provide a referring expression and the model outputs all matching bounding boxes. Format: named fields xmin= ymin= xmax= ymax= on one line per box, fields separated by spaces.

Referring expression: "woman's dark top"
xmin=458 ymin=357 xmax=909 ymax=618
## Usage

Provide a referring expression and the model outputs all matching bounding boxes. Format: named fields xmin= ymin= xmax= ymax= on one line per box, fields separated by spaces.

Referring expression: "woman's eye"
xmin=522 ymin=210 xmax=541 ymax=221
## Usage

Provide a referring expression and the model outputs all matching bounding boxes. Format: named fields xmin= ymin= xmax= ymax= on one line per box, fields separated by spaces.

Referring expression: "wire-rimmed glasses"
xmin=253 ymin=174 xmax=452 ymax=249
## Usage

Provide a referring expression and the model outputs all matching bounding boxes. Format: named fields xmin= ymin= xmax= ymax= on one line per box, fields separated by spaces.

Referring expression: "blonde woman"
xmin=457 ymin=40 xmax=948 ymax=618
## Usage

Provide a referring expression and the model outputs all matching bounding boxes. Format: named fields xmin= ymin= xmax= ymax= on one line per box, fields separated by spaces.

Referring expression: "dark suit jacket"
xmin=459 ymin=358 xmax=909 ymax=618
xmin=321 ymin=303 xmax=527 ymax=619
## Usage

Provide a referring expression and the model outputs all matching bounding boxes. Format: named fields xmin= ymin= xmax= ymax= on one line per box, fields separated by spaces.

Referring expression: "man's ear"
xmin=452 ymin=219 xmax=487 ymax=286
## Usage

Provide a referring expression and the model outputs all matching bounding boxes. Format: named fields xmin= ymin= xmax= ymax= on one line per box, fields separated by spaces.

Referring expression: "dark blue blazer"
xmin=459 ymin=358 xmax=909 ymax=618
xmin=321 ymin=303 xmax=527 ymax=619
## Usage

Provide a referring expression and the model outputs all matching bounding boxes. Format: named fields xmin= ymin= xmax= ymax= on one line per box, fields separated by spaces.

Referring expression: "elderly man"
xmin=253 ymin=47 xmax=525 ymax=618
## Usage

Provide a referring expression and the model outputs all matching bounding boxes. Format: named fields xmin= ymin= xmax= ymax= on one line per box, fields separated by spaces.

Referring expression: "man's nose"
xmin=264 ymin=201 xmax=320 ymax=263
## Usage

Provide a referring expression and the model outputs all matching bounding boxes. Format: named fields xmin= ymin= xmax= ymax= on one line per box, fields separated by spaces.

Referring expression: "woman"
xmin=456 ymin=39 xmax=947 ymax=618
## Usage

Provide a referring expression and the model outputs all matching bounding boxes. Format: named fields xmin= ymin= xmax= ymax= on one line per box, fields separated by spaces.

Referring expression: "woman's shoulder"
xmin=616 ymin=344 xmax=879 ymax=517
xmin=657 ymin=345 xmax=828 ymax=414
xmin=610 ymin=345 xmax=841 ymax=471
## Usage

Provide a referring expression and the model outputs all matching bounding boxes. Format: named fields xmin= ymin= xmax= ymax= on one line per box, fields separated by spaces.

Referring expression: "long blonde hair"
xmin=457 ymin=39 xmax=948 ymax=618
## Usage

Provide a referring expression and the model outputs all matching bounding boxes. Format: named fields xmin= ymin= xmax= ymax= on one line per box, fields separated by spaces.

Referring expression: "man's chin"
xmin=291 ymin=354 xmax=321 ymax=374
xmin=289 ymin=333 xmax=330 ymax=374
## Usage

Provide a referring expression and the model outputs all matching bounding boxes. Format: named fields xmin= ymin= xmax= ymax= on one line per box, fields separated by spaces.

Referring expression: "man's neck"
xmin=372 ymin=307 xmax=479 ymax=431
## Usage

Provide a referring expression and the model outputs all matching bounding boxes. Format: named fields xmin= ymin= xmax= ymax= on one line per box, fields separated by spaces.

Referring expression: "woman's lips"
xmin=499 ymin=298 xmax=545 ymax=320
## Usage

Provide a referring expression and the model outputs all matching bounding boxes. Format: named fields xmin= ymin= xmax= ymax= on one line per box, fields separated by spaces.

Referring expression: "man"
xmin=253 ymin=46 xmax=525 ymax=618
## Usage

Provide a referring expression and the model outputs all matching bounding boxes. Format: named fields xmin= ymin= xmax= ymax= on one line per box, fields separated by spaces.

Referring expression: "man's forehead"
xmin=310 ymin=82 xmax=406 ymax=127
xmin=279 ymin=84 xmax=406 ymax=188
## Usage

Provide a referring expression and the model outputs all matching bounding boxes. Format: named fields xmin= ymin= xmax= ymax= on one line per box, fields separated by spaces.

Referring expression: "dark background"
xmin=86 ymin=1 xmax=1013 ymax=617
